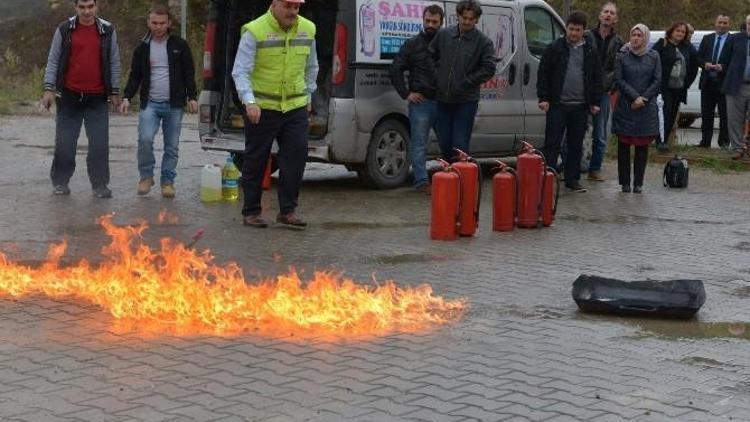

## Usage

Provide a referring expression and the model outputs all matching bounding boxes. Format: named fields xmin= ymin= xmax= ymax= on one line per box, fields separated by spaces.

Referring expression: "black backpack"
xmin=663 ymin=155 xmax=689 ymax=188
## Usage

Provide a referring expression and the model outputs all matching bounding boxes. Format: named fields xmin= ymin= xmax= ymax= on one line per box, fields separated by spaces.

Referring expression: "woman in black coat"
xmin=651 ymin=21 xmax=703 ymax=152
xmin=612 ymin=24 xmax=661 ymax=193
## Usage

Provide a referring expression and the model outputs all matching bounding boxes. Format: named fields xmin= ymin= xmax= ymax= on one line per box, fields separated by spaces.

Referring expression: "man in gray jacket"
xmin=41 ymin=0 xmax=121 ymax=198
xmin=429 ymin=0 xmax=495 ymax=161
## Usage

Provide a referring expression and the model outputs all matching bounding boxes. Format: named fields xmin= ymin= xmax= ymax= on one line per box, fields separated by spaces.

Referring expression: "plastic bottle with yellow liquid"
xmin=222 ymin=156 xmax=240 ymax=201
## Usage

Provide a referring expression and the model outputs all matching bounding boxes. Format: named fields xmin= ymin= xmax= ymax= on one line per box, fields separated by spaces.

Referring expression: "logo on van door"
xmin=356 ymin=0 xmax=438 ymax=63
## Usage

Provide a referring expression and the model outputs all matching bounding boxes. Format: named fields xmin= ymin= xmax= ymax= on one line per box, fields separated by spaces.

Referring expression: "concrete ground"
xmin=0 ymin=114 xmax=749 ymax=421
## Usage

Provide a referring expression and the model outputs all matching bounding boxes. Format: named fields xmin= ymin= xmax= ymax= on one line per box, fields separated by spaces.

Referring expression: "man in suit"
xmin=698 ymin=15 xmax=731 ymax=148
xmin=720 ymin=14 xmax=750 ymax=159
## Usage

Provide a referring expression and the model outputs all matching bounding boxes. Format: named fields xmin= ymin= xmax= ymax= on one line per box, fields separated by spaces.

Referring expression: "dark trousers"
xmin=658 ymin=88 xmax=681 ymax=146
xmin=241 ymin=107 xmax=308 ymax=217
xmin=51 ymin=90 xmax=110 ymax=188
xmin=542 ymin=103 xmax=588 ymax=185
xmin=435 ymin=101 xmax=479 ymax=160
xmin=700 ymin=82 xmax=729 ymax=147
xmin=617 ymin=141 xmax=649 ymax=187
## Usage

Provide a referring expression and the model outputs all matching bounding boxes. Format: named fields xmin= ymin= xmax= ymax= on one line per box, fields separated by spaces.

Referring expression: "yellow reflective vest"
xmin=243 ymin=10 xmax=316 ymax=112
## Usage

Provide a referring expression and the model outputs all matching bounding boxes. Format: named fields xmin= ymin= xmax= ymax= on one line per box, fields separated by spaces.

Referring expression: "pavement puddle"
xmin=558 ymin=214 xmax=733 ymax=226
xmin=734 ymin=286 xmax=750 ymax=298
xmin=373 ymin=253 xmax=450 ymax=265
xmin=628 ymin=320 xmax=750 ymax=341
xmin=470 ymin=304 xmax=570 ymax=320
xmin=319 ymin=221 xmax=426 ymax=230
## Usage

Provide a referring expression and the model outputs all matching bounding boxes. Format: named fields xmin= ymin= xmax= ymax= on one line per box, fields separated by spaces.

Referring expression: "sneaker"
xmin=587 ymin=171 xmax=605 ymax=182
xmin=565 ymin=183 xmax=587 ymax=193
xmin=53 ymin=184 xmax=70 ymax=196
xmin=276 ymin=212 xmax=307 ymax=228
xmin=161 ymin=184 xmax=176 ymax=198
xmin=243 ymin=214 xmax=269 ymax=228
xmin=633 ymin=185 xmax=643 ymax=194
xmin=621 ymin=185 xmax=631 ymax=193
xmin=93 ymin=186 xmax=112 ymax=198
xmin=137 ymin=177 xmax=154 ymax=195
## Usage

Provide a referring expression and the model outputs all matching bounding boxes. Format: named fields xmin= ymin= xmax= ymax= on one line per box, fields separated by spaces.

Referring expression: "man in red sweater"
xmin=41 ymin=0 xmax=121 ymax=198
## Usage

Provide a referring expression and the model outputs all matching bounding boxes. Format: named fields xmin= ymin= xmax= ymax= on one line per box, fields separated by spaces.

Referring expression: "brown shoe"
xmin=243 ymin=214 xmax=268 ymax=228
xmin=137 ymin=177 xmax=154 ymax=195
xmin=276 ymin=212 xmax=307 ymax=228
xmin=731 ymin=151 xmax=745 ymax=160
xmin=587 ymin=171 xmax=605 ymax=182
xmin=161 ymin=184 xmax=176 ymax=198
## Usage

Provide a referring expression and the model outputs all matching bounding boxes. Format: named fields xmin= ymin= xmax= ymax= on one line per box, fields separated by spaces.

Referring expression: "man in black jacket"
xmin=120 ymin=5 xmax=198 ymax=198
xmin=698 ymin=14 xmax=731 ymax=148
xmin=586 ymin=2 xmax=622 ymax=182
xmin=537 ymin=11 xmax=602 ymax=193
xmin=390 ymin=5 xmax=444 ymax=192
xmin=429 ymin=0 xmax=495 ymax=161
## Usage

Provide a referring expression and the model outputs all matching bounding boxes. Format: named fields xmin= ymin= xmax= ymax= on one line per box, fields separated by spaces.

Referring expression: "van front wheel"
xmin=361 ymin=120 xmax=410 ymax=189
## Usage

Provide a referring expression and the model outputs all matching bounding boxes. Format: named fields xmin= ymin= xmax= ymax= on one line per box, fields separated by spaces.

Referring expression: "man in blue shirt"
xmin=698 ymin=15 xmax=731 ymax=148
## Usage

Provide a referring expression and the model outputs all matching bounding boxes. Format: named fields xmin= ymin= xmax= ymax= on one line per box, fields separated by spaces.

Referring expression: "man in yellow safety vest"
xmin=232 ymin=0 xmax=319 ymax=228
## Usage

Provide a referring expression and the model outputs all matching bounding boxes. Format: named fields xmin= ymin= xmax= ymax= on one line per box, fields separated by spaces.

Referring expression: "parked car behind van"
xmin=198 ymin=0 xmax=565 ymax=188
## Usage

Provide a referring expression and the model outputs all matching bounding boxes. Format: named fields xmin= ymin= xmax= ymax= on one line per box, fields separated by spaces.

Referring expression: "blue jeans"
xmin=436 ymin=101 xmax=479 ymax=160
xmin=408 ymin=100 xmax=437 ymax=187
xmin=137 ymin=101 xmax=184 ymax=185
xmin=589 ymin=94 xmax=610 ymax=172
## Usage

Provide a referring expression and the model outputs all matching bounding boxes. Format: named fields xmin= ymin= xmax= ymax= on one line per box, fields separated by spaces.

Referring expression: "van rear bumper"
xmin=199 ymin=97 xmax=365 ymax=164
xmin=200 ymin=135 xmax=331 ymax=162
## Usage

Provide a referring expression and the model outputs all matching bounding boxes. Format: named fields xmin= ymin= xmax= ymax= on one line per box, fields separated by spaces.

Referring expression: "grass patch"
xmin=605 ymin=135 xmax=749 ymax=173
xmin=0 ymin=66 xmax=44 ymax=115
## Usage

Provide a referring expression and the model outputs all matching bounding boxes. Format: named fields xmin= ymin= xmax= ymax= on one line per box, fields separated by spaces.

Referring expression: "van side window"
xmin=524 ymin=7 xmax=563 ymax=58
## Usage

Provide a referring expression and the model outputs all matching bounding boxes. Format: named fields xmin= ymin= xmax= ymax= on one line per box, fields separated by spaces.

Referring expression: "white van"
xmin=198 ymin=0 xmax=565 ymax=188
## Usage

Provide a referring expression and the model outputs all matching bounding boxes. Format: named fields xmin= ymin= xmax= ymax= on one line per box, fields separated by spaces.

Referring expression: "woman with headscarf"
xmin=612 ymin=24 xmax=661 ymax=193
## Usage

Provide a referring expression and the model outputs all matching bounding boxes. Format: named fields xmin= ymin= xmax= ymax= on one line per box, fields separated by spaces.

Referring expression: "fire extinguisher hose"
xmin=468 ymin=157 xmax=482 ymax=222
xmin=454 ymin=167 xmax=463 ymax=232
xmin=533 ymin=150 xmax=548 ymax=228
xmin=548 ymin=167 xmax=560 ymax=216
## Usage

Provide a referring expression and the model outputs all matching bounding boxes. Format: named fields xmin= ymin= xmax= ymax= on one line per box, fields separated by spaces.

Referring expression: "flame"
xmin=0 ymin=215 xmax=466 ymax=338
xmin=157 ymin=208 xmax=179 ymax=225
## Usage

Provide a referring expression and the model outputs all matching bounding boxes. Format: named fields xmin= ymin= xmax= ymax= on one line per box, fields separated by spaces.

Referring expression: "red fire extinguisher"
xmin=492 ymin=161 xmax=517 ymax=232
xmin=262 ymin=156 xmax=273 ymax=190
xmin=430 ymin=160 xmax=461 ymax=241
xmin=452 ymin=149 xmax=481 ymax=237
xmin=542 ymin=167 xmax=559 ymax=227
xmin=516 ymin=141 xmax=546 ymax=228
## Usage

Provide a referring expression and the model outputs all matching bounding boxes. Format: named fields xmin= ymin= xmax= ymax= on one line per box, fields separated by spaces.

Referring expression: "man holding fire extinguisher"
xmin=537 ymin=11 xmax=603 ymax=193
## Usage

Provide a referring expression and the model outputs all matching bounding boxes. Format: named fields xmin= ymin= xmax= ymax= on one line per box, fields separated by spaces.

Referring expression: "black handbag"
xmin=663 ymin=155 xmax=689 ymax=188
